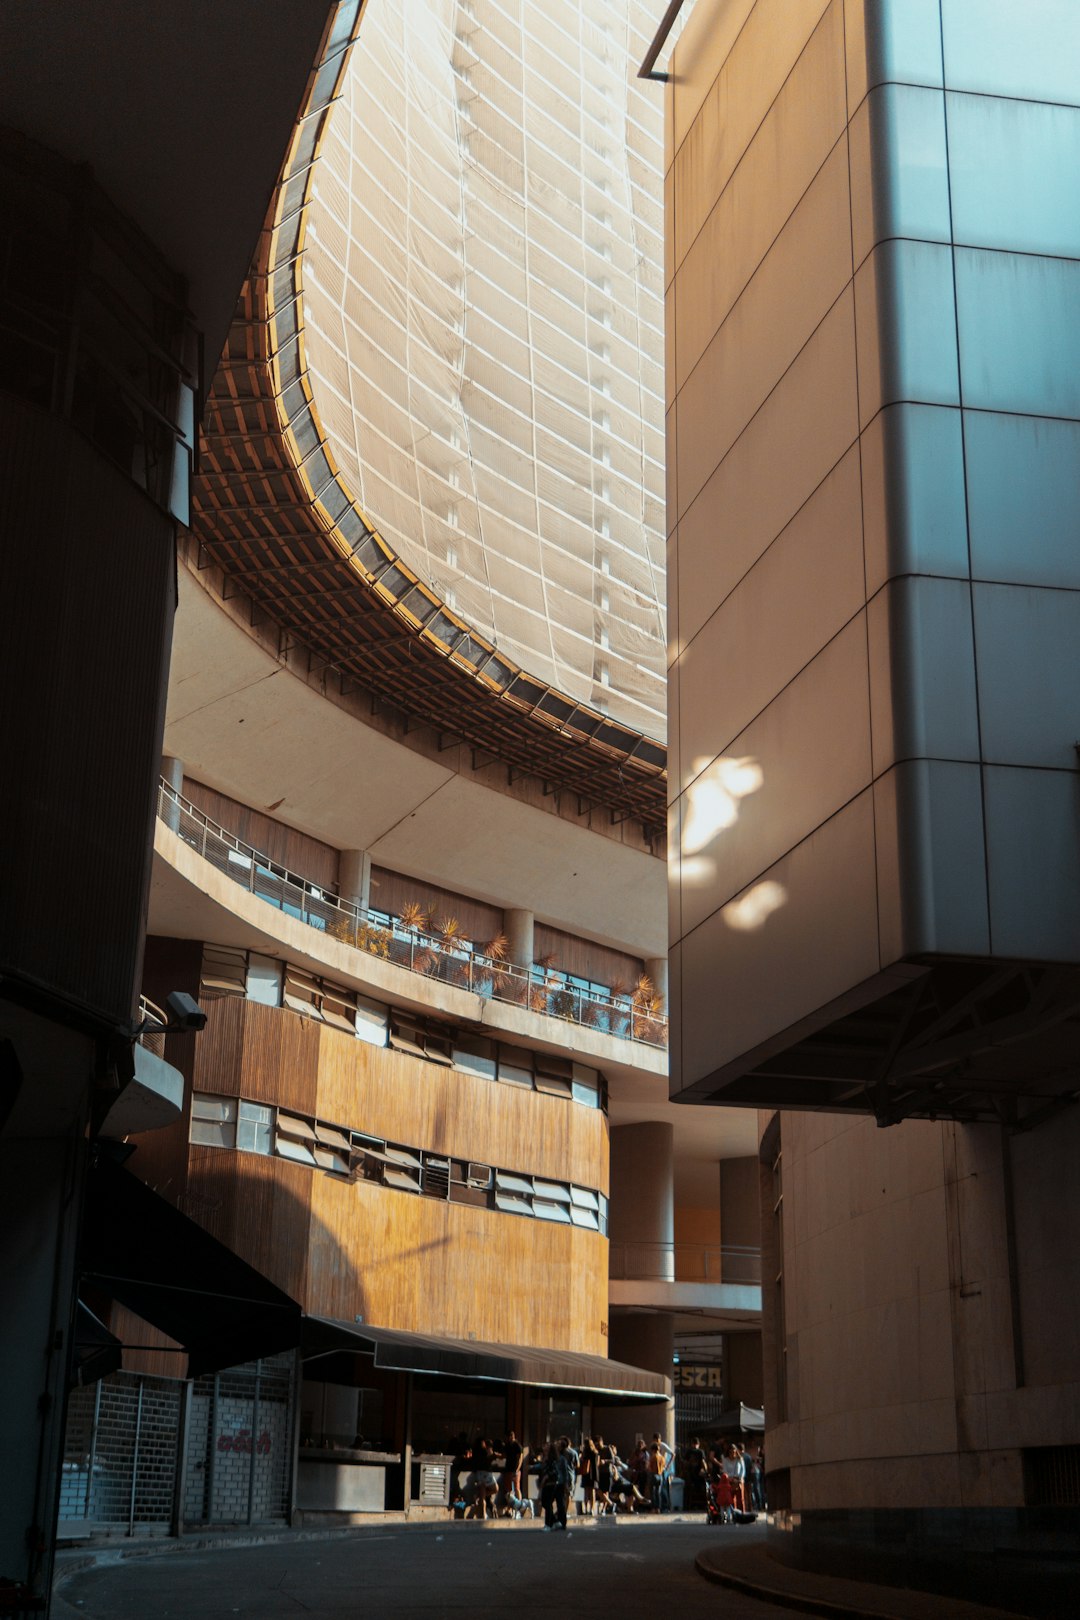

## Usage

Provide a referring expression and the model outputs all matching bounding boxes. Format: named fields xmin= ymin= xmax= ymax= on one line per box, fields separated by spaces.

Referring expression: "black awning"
xmin=304 ymin=1317 xmax=671 ymax=1402
xmin=81 ymin=1153 xmax=301 ymax=1378
xmin=71 ymin=1300 xmax=123 ymax=1388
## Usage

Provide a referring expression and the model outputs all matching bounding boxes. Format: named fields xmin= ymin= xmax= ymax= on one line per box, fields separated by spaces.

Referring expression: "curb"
xmin=695 ymin=1552 xmax=888 ymax=1620
xmin=694 ymin=1550 xmax=1030 ymax=1620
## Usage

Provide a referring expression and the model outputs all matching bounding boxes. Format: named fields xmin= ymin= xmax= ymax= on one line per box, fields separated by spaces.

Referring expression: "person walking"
xmin=578 ymin=1436 xmax=599 ymax=1516
xmin=558 ymin=1435 xmax=579 ymax=1521
xmin=651 ymin=1432 xmax=674 ymax=1512
xmin=499 ymin=1430 xmax=523 ymax=1516
xmin=539 ymin=1440 xmax=572 ymax=1531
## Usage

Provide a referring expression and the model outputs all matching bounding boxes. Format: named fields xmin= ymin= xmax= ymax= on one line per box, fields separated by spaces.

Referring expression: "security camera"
xmin=164 ymin=991 xmax=208 ymax=1032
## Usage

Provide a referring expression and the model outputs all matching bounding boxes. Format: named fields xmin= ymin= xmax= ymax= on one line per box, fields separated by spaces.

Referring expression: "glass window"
xmin=284 ymin=969 xmax=321 ymax=1017
xmin=354 ymin=994 xmax=389 ymax=1046
xmin=321 ymin=987 xmax=358 ymax=1033
xmin=313 ymin=1145 xmax=350 ymax=1175
xmin=237 ymin=1100 xmax=272 ymax=1155
xmin=497 ymin=1046 xmax=534 ymax=1088
xmin=533 ymin=1180 xmax=571 ymax=1203
xmin=276 ymin=1135 xmax=317 ymax=1166
xmin=495 ymin=1171 xmax=534 ymax=1197
xmin=246 ymin=955 xmax=283 ymax=1007
xmin=571 ymin=1064 xmax=600 ymax=1108
xmin=494 ymin=1192 xmax=533 ymax=1216
xmin=278 ymin=1112 xmax=317 ymax=1142
xmin=190 ymin=1094 xmax=236 ymax=1148
xmin=452 ymin=1035 xmax=496 ymax=1080
xmin=384 ymin=1166 xmax=421 ymax=1192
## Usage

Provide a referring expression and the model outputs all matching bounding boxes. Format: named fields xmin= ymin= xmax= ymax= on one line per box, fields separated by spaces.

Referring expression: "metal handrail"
xmin=608 ymin=1241 xmax=762 ymax=1284
xmin=135 ymin=995 xmax=168 ymax=1057
xmin=639 ymin=0 xmax=689 ymax=81
xmin=157 ymin=780 xmax=668 ymax=1048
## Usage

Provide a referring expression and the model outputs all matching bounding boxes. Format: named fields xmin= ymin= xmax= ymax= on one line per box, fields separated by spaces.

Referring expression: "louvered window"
xmin=200 ymin=945 xmax=247 ymax=999
xmin=421 ymin=1155 xmax=451 ymax=1199
xmin=452 ymin=1036 xmax=496 ymax=1080
xmin=283 ymin=967 xmax=321 ymax=1018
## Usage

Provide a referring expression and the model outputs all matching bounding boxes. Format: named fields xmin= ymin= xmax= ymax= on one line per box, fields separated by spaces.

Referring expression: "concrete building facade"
xmin=34 ymin=0 xmax=762 ymax=1550
xmin=664 ymin=0 xmax=1080 ymax=1608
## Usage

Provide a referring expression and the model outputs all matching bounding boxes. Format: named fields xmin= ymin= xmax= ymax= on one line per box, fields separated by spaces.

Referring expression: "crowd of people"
xmin=681 ymin=1436 xmax=765 ymax=1519
xmin=448 ymin=1430 xmax=764 ymax=1527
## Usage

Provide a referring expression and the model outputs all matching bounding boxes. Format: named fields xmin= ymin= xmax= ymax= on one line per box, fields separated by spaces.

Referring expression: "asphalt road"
xmin=56 ymin=1520 xmax=794 ymax=1620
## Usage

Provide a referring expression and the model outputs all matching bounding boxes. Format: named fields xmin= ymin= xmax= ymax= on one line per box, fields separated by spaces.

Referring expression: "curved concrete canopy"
xmin=165 ymin=564 xmax=667 ymax=957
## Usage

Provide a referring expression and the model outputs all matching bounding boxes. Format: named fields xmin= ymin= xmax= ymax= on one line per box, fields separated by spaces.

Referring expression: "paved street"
xmin=56 ymin=1521 xmax=792 ymax=1620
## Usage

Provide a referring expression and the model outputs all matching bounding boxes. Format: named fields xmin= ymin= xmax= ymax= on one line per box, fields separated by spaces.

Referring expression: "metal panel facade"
xmin=666 ymin=0 xmax=1080 ymax=1119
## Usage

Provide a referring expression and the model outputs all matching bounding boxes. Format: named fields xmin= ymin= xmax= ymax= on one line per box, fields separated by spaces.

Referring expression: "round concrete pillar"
xmin=645 ymin=956 xmax=668 ymax=1009
xmin=339 ymin=848 xmax=372 ymax=913
xmin=503 ymin=907 xmax=534 ymax=970
xmin=609 ymin=1120 xmax=675 ymax=1279
xmin=606 ymin=1310 xmax=676 ymax=1453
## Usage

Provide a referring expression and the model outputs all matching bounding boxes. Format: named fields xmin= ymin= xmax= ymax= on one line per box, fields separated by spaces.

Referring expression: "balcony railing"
xmin=157 ymin=780 xmax=668 ymax=1049
xmin=135 ymin=995 xmax=168 ymax=1058
xmin=608 ymin=1242 xmax=761 ymax=1286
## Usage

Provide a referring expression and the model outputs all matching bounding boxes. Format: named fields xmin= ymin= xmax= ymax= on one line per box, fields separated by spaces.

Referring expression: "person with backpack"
xmin=540 ymin=1440 xmax=573 ymax=1531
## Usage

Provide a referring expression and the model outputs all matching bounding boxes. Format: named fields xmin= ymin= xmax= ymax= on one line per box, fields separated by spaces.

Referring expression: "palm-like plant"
xmin=477 ymin=932 xmax=510 ymax=1000
xmin=399 ymin=899 xmax=430 ymax=934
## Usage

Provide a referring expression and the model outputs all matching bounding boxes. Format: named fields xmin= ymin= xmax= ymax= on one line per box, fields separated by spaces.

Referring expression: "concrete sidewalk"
xmin=695 ymin=1537 xmax=1032 ymax=1620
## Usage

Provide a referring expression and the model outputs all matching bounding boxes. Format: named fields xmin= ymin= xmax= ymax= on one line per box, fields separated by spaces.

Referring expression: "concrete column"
xmin=609 ymin=1121 xmax=675 ymax=1279
xmin=502 ymin=907 xmax=533 ymax=970
xmin=719 ymin=1155 xmax=761 ymax=1282
xmin=606 ymin=1311 xmax=675 ymax=1453
xmin=161 ymin=754 xmax=183 ymax=833
xmin=644 ymin=956 xmax=668 ymax=1009
xmin=606 ymin=1122 xmax=677 ymax=1450
xmin=338 ymin=849 xmax=372 ymax=914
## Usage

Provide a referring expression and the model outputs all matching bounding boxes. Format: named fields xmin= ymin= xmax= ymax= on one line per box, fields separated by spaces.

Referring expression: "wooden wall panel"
xmin=534 ymin=923 xmax=644 ymax=991
xmin=191 ymin=992 xmax=246 ymax=1096
xmin=126 ymin=1104 xmax=190 ymax=1208
xmin=237 ymin=998 xmax=320 ymax=1115
xmin=308 ymin=1171 xmax=609 ymax=1353
xmin=186 ymin=1146 xmax=312 ymax=1304
xmin=314 ymin=1025 xmax=607 ymax=1192
xmin=370 ymin=866 xmax=503 ymax=945
xmin=183 ymin=777 xmax=340 ymax=891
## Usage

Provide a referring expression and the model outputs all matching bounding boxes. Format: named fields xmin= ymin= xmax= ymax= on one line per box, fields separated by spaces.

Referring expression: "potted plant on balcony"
xmin=630 ymin=973 xmax=666 ymax=1044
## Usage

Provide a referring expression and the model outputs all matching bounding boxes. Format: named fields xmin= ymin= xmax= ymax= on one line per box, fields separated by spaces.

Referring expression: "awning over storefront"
xmin=81 ymin=1152 xmax=302 ymax=1377
xmin=698 ymin=1403 xmax=765 ymax=1434
xmin=303 ymin=1317 xmax=672 ymax=1402
xmin=70 ymin=1301 xmax=123 ymax=1388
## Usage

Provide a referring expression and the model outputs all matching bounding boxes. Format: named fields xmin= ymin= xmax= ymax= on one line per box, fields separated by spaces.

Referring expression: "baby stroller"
xmin=705 ymin=1473 xmax=735 ymax=1525
xmin=705 ymin=1473 xmax=758 ymax=1526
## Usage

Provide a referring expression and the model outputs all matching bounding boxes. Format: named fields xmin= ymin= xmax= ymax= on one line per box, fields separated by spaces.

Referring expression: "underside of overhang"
xmin=188 ymin=3 xmax=667 ymax=842
xmin=681 ymin=956 xmax=1080 ymax=1127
